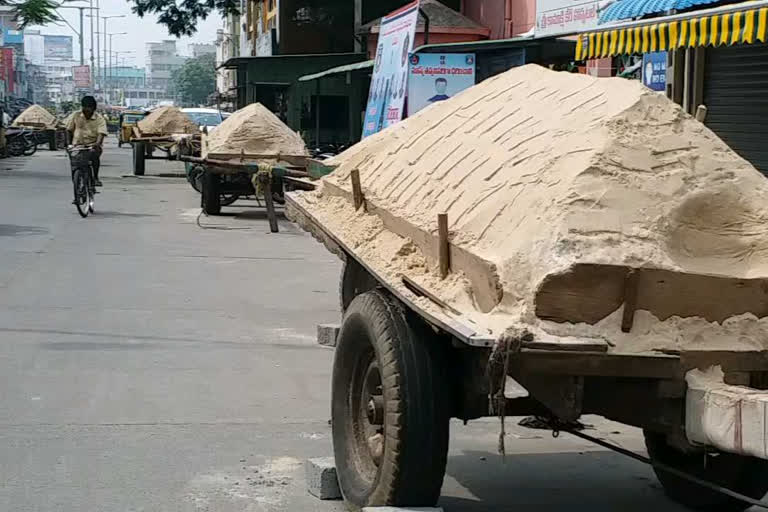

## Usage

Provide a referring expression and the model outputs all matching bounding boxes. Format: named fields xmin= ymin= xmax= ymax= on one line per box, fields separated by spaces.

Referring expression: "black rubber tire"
xmin=340 ymin=259 xmax=380 ymax=313
xmin=645 ymin=430 xmax=768 ymax=511
xmin=73 ymin=169 xmax=90 ymax=218
xmin=7 ymin=138 xmax=24 ymax=157
xmin=202 ymin=170 xmax=222 ymax=215
xmin=23 ymin=139 xmax=37 ymax=156
xmin=48 ymin=131 xmax=56 ymax=151
xmin=332 ymin=290 xmax=450 ymax=509
xmin=133 ymin=142 xmax=146 ymax=176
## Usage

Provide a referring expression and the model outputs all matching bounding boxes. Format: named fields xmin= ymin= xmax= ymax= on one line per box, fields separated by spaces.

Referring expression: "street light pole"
xmin=55 ymin=4 xmax=88 ymax=66
xmin=89 ymin=0 xmax=94 ymax=92
xmin=79 ymin=8 xmax=84 ymax=65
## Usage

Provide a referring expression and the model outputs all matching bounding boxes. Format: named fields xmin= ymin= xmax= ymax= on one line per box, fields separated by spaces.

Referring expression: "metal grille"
xmin=704 ymin=42 xmax=768 ymax=175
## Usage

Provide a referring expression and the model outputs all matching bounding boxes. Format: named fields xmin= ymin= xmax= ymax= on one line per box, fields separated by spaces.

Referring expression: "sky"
xmin=28 ymin=0 xmax=222 ymax=68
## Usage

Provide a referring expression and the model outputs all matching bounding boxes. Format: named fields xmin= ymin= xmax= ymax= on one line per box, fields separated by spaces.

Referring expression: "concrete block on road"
xmin=363 ymin=508 xmax=443 ymax=512
xmin=306 ymin=457 xmax=341 ymax=500
xmin=317 ymin=324 xmax=340 ymax=348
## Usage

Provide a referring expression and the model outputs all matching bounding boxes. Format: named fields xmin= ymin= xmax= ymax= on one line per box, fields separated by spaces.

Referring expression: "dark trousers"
xmin=91 ymin=145 xmax=102 ymax=180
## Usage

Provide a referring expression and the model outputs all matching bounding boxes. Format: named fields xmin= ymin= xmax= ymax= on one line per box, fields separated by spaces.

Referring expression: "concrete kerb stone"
xmin=306 ymin=457 xmax=341 ymax=500
xmin=317 ymin=323 xmax=340 ymax=347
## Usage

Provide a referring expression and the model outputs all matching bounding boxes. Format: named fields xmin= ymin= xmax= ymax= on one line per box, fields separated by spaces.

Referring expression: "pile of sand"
xmin=137 ymin=106 xmax=199 ymax=135
xmin=291 ymin=64 xmax=768 ymax=354
xmin=203 ymin=103 xmax=307 ymax=158
xmin=12 ymin=105 xmax=57 ymax=128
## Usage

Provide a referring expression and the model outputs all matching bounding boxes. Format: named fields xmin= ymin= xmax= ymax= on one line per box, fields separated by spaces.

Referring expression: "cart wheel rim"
xmin=350 ymin=352 xmax=384 ymax=482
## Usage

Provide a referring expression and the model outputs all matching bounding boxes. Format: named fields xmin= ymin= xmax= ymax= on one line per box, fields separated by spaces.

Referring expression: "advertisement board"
xmin=44 ymin=35 xmax=73 ymax=60
xmin=407 ymin=53 xmax=476 ymax=115
xmin=535 ymin=0 xmax=599 ymax=37
xmin=642 ymin=52 xmax=667 ymax=92
xmin=362 ymin=0 xmax=420 ymax=139
xmin=73 ymin=65 xmax=91 ymax=88
xmin=0 ymin=48 xmax=14 ymax=94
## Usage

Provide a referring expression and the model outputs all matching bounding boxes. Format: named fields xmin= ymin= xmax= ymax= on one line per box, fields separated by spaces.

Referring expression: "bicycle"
xmin=68 ymin=144 xmax=96 ymax=218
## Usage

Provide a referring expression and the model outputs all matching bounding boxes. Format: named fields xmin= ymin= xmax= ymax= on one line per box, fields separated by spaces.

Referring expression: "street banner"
xmin=407 ymin=53 xmax=476 ymax=115
xmin=73 ymin=65 xmax=91 ymax=88
xmin=535 ymin=0 xmax=599 ymax=37
xmin=642 ymin=52 xmax=667 ymax=92
xmin=362 ymin=0 xmax=420 ymax=139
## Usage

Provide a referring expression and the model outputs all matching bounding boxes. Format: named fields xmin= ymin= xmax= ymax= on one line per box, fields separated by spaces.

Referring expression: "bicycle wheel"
xmin=23 ymin=137 xmax=37 ymax=156
xmin=74 ymin=169 xmax=90 ymax=218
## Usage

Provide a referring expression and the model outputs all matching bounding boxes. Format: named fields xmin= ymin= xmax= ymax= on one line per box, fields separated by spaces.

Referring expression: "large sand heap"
xmin=292 ymin=64 xmax=768 ymax=354
xmin=137 ymin=106 xmax=199 ymax=135
xmin=203 ymin=103 xmax=307 ymax=158
xmin=13 ymin=105 xmax=57 ymax=128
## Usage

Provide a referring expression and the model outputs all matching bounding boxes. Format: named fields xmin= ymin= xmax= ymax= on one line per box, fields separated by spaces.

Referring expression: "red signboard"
xmin=0 ymin=48 xmax=14 ymax=94
xmin=73 ymin=65 xmax=91 ymax=88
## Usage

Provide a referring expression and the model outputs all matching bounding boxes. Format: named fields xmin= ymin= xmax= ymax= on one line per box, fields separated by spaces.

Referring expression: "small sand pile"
xmin=204 ymin=103 xmax=307 ymax=158
xmin=13 ymin=105 xmax=57 ymax=128
xmin=137 ymin=106 xmax=199 ymax=135
xmin=292 ymin=64 xmax=768 ymax=354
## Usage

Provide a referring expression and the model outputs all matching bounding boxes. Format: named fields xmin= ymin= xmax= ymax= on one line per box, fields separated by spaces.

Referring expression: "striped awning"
xmin=576 ymin=5 xmax=768 ymax=59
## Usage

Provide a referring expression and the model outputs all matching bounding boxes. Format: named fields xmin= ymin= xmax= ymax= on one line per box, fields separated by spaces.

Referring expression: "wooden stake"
xmin=261 ymin=173 xmax=279 ymax=233
xmin=621 ymin=269 xmax=639 ymax=333
xmin=350 ymin=168 xmax=364 ymax=210
xmin=695 ymin=104 xmax=708 ymax=123
xmin=438 ymin=213 xmax=450 ymax=279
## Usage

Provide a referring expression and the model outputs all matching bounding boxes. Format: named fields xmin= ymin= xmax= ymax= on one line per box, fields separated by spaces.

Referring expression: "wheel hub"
xmin=366 ymin=395 xmax=384 ymax=425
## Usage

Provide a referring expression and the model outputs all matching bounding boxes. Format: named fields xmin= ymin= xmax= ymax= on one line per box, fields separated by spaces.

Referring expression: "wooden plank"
xmin=350 ymin=168 xmax=363 ymax=210
xmin=681 ymin=351 xmax=768 ymax=372
xmin=438 ymin=213 xmax=449 ymax=279
xmin=521 ymin=340 xmax=608 ymax=353
xmin=282 ymin=176 xmax=316 ymax=191
xmin=284 ymin=193 xmax=493 ymax=346
xmin=321 ymin=180 xmax=502 ymax=313
xmin=536 ymin=263 xmax=768 ymax=326
xmin=515 ymin=350 xmax=681 ymax=379
xmin=204 ymin=152 xmax=308 ymax=167
xmin=261 ymin=173 xmax=279 ymax=233
xmin=621 ymin=270 xmax=639 ymax=332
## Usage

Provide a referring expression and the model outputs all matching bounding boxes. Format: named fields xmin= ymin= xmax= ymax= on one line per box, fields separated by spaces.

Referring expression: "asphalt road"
xmin=0 ymin=140 xmax=694 ymax=511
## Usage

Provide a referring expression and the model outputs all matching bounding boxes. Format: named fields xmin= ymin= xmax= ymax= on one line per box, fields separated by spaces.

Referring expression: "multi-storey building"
xmin=146 ymin=40 xmax=185 ymax=90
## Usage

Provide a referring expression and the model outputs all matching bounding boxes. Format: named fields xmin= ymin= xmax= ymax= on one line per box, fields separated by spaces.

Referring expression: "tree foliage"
xmin=170 ymin=53 xmax=216 ymax=107
xmin=1 ymin=0 xmax=60 ymax=28
xmin=8 ymin=0 xmax=239 ymax=37
xmin=130 ymin=0 xmax=239 ymax=37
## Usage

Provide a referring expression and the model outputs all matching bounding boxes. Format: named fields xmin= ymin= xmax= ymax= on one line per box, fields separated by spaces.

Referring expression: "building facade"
xmin=146 ymin=40 xmax=186 ymax=89
xmin=189 ymin=43 xmax=216 ymax=58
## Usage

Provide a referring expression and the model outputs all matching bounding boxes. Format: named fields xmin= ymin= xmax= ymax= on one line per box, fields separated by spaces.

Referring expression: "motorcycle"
xmin=5 ymin=128 xmax=37 ymax=157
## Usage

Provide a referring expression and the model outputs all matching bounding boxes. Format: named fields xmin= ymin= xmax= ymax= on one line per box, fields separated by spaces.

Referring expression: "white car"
xmin=181 ymin=107 xmax=225 ymax=133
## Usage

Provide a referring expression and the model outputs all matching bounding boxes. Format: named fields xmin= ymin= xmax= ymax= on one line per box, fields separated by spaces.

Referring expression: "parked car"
xmin=181 ymin=108 xmax=225 ymax=133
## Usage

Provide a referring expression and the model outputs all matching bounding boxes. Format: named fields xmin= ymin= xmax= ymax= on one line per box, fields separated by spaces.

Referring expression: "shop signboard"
xmin=73 ymin=65 xmax=91 ymax=88
xmin=362 ymin=0 xmax=420 ymax=139
xmin=642 ymin=51 xmax=667 ymax=92
xmin=407 ymin=53 xmax=476 ymax=115
xmin=536 ymin=0 xmax=599 ymax=37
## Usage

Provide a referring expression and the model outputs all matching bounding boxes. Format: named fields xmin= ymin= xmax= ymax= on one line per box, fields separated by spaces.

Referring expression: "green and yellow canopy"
xmin=575 ymin=4 xmax=768 ymax=59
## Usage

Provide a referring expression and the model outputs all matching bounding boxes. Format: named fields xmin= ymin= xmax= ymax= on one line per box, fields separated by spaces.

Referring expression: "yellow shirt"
xmin=66 ymin=111 xmax=107 ymax=145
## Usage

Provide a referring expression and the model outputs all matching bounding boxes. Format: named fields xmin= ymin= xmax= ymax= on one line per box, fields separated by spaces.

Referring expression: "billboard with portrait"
xmin=407 ymin=53 xmax=476 ymax=115
xmin=361 ymin=1 xmax=420 ymax=139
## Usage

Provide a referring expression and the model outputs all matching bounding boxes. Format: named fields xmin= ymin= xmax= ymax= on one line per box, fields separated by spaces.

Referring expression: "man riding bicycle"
xmin=66 ymin=96 xmax=107 ymax=194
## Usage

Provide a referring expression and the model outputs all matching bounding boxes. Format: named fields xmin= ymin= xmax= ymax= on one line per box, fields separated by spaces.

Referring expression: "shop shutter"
xmin=704 ymin=43 xmax=768 ymax=175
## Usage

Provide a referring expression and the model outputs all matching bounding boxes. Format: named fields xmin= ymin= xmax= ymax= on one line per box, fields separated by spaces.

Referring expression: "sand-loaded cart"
xmin=179 ymin=103 xmax=322 ymax=225
xmin=130 ymin=106 xmax=201 ymax=175
xmin=12 ymin=105 xmax=63 ymax=150
xmin=287 ymin=64 xmax=768 ymax=510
